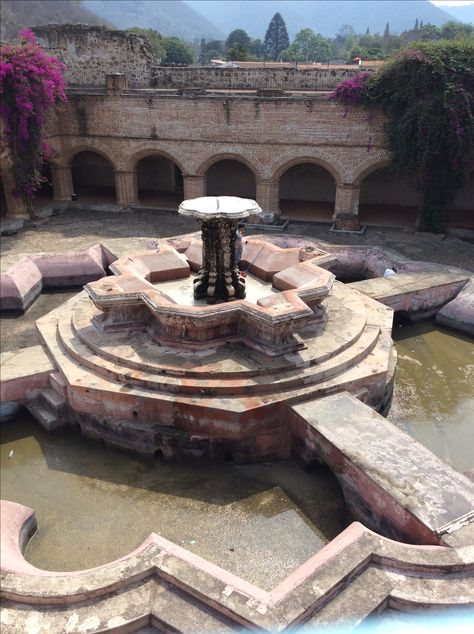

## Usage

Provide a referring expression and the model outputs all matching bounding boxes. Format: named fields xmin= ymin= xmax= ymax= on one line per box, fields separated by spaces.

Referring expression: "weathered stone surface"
xmin=291 ymin=392 xmax=474 ymax=544
xmin=349 ymin=271 xmax=469 ymax=317
xmin=0 ymin=345 xmax=55 ymax=402
xmin=1 ymin=499 xmax=473 ymax=632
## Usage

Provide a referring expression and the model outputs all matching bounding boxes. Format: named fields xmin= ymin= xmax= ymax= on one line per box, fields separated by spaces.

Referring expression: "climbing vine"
xmin=330 ymin=40 xmax=474 ymax=232
xmin=0 ymin=29 xmax=66 ymax=215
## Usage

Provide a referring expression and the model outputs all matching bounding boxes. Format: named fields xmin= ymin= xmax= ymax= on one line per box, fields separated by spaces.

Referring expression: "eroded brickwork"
xmin=32 ymin=25 xmax=157 ymax=88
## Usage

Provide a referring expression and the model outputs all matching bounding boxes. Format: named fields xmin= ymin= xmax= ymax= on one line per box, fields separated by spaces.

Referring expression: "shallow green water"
xmin=0 ymin=416 xmax=347 ymax=587
xmin=389 ymin=320 xmax=474 ymax=473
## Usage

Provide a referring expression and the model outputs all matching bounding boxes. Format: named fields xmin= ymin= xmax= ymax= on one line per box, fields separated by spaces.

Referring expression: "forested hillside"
xmin=0 ymin=0 xmax=107 ymax=41
xmin=83 ymin=0 xmax=222 ymax=40
xmin=186 ymin=0 xmax=457 ymax=38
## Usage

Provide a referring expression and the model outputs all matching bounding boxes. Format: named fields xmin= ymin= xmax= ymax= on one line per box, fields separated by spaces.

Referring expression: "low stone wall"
xmin=151 ymin=66 xmax=366 ymax=91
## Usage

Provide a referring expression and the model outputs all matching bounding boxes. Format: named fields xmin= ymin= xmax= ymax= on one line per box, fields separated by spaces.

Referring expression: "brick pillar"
xmin=114 ymin=170 xmax=138 ymax=207
xmin=334 ymin=183 xmax=361 ymax=230
xmin=51 ymin=165 xmax=73 ymax=201
xmin=256 ymin=179 xmax=279 ymax=213
xmin=334 ymin=183 xmax=360 ymax=218
xmin=183 ymin=175 xmax=205 ymax=200
xmin=1 ymin=170 xmax=28 ymax=218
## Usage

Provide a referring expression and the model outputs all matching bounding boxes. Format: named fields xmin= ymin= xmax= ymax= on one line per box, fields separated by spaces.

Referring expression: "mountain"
xmin=442 ymin=4 xmax=474 ymax=25
xmin=186 ymin=0 xmax=458 ymax=38
xmin=0 ymin=0 xmax=107 ymax=41
xmin=83 ymin=0 xmax=223 ymax=40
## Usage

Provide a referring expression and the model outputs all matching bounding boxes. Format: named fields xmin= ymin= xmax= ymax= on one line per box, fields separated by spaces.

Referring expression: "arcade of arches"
xmin=1 ymin=151 xmax=473 ymax=232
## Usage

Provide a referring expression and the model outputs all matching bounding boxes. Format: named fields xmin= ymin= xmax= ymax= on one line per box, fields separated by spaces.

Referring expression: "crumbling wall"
xmin=152 ymin=66 xmax=368 ymax=91
xmin=33 ymin=24 xmax=157 ymax=88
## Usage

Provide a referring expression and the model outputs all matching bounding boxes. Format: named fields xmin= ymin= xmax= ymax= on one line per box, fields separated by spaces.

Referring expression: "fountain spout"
xmin=178 ymin=196 xmax=262 ymax=301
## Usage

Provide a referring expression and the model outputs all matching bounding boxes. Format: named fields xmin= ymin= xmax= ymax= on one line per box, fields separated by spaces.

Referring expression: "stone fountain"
xmin=1 ymin=196 xmax=474 ymax=631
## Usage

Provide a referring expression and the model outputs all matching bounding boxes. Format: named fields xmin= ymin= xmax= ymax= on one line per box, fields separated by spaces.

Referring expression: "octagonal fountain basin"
xmin=0 ymin=412 xmax=347 ymax=588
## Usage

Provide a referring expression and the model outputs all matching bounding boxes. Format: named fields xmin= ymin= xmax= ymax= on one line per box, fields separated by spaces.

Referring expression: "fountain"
xmin=1 ymin=197 xmax=473 ymax=631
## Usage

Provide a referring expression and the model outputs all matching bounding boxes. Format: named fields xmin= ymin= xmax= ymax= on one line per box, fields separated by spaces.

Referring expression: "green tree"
xmin=440 ymin=21 xmax=474 ymax=40
xmin=161 ymin=37 xmax=195 ymax=65
xmin=226 ymin=29 xmax=251 ymax=50
xmin=414 ymin=18 xmax=419 ymax=31
xmin=199 ymin=38 xmax=224 ymax=64
xmin=264 ymin=12 xmax=289 ymax=60
xmin=418 ymin=23 xmax=441 ymax=41
xmin=384 ymin=23 xmax=390 ymax=38
xmin=331 ymin=39 xmax=474 ymax=232
xmin=281 ymin=29 xmax=330 ymax=63
xmin=226 ymin=43 xmax=250 ymax=61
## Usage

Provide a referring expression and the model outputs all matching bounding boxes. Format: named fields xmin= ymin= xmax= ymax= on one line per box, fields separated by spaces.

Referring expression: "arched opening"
xmin=136 ymin=155 xmax=183 ymax=209
xmin=206 ymin=159 xmax=256 ymax=198
xmin=359 ymin=167 xmax=420 ymax=228
xmin=71 ymin=151 xmax=116 ymax=203
xmin=33 ymin=162 xmax=54 ymax=210
xmin=451 ymin=173 xmax=474 ymax=230
xmin=279 ymin=162 xmax=336 ymax=221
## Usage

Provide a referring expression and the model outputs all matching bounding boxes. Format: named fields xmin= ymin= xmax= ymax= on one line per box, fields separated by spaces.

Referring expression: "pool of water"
xmin=0 ymin=415 xmax=347 ymax=587
xmin=389 ymin=320 xmax=474 ymax=473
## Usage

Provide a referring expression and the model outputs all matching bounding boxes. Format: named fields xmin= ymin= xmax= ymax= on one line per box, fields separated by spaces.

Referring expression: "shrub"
xmin=0 ymin=29 xmax=66 ymax=214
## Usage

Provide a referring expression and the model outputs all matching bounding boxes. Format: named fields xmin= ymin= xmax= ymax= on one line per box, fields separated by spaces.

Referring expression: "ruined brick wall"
xmin=152 ymin=66 xmax=366 ymax=91
xmin=33 ymin=25 xmax=157 ymax=88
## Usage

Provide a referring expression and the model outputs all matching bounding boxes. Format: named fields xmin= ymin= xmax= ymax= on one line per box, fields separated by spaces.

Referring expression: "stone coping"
xmin=1 ymin=496 xmax=472 ymax=632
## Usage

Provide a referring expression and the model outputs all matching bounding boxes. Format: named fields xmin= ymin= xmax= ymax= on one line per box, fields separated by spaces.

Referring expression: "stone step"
xmin=71 ymin=288 xmax=369 ymax=380
xmin=26 ymin=402 xmax=63 ymax=432
xmin=58 ymin=308 xmax=381 ymax=396
xmin=41 ymin=387 xmax=67 ymax=411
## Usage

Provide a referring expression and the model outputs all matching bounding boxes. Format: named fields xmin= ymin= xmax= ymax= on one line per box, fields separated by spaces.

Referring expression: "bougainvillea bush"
xmin=0 ymin=29 xmax=66 ymax=214
xmin=330 ymin=40 xmax=474 ymax=232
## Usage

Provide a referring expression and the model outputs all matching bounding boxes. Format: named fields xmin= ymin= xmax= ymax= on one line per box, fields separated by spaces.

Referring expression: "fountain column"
xmin=178 ymin=196 xmax=262 ymax=301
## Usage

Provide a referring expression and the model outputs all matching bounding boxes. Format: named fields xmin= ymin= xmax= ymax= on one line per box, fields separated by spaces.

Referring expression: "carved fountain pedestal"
xmin=178 ymin=196 xmax=262 ymax=301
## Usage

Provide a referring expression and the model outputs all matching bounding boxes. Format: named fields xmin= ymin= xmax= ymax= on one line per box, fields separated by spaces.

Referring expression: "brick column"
xmin=51 ymin=165 xmax=73 ymax=201
xmin=114 ymin=170 xmax=138 ymax=207
xmin=183 ymin=175 xmax=205 ymax=200
xmin=334 ymin=183 xmax=360 ymax=218
xmin=1 ymin=170 xmax=29 ymax=218
xmin=256 ymin=179 xmax=279 ymax=213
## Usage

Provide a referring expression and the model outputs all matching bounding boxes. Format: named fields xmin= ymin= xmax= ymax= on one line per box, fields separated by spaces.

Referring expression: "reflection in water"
xmin=389 ymin=320 xmax=474 ymax=473
xmin=0 ymin=416 xmax=347 ymax=588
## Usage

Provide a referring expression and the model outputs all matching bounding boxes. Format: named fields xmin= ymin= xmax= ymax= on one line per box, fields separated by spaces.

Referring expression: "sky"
xmin=430 ymin=1 xmax=474 ymax=6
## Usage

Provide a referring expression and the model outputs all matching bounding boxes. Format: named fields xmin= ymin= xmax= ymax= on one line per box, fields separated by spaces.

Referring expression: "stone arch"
xmin=358 ymin=164 xmax=421 ymax=229
xmin=196 ymin=153 xmax=261 ymax=180
xmin=204 ymin=158 xmax=257 ymax=199
xmin=134 ymin=151 xmax=184 ymax=209
xmin=270 ymin=154 xmax=344 ymax=186
xmin=71 ymin=150 xmax=117 ymax=203
xmin=65 ymin=144 xmax=119 ymax=170
xmin=127 ymin=147 xmax=186 ymax=174
xmin=352 ymin=152 xmax=391 ymax=186
xmin=277 ymin=159 xmax=338 ymax=222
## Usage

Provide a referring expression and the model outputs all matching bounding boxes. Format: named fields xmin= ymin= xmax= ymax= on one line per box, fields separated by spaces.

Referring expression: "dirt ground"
xmin=1 ymin=208 xmax=473 ymax=272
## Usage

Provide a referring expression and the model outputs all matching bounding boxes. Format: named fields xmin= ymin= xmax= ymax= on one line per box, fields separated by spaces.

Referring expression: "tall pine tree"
xmin=264 ymin=12 xmax=289 ymax=60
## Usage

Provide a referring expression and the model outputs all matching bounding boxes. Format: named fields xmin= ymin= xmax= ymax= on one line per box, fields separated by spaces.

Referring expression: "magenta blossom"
xmin=1 ymin=29 xmax=66 ymax=207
